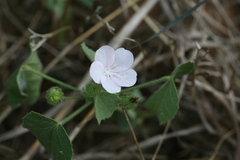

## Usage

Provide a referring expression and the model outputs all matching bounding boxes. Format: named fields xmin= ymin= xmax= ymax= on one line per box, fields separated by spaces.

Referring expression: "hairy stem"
xmin=120 ymin=76 xmax=170 ymax=93
xmin=122 ymin=108 xmax=145 ymax=160
xmin=152 ymin=121 xmax=171 ymax=160
xmin=63 ymin=96 xmax=85 ymax=100
xmin=23 ymin=65 xmax=81 ymax=92
xmin=59 ymin=101 xmax=93 ymax=125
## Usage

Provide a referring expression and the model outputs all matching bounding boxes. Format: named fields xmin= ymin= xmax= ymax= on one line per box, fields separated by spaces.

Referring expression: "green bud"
xmin=119 ymin=92 xmax=139 ymax=110
xmin=81 ymin=82 xmax=102 ymax=98
xmin=46 ymin=86 xmax=64 ymax=105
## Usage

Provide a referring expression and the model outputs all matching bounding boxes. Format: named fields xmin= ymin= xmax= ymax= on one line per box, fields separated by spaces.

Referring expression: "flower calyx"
xmin=81 ymin=82 xmax=102 ymax=98
xmin=119 ymin=92 xmax=139 ymax=110
xmin=46 ymin=86 xmax=64 ymax=105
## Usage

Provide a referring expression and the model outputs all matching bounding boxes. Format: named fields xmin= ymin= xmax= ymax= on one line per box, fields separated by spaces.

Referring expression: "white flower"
xmin=90 ymin=45 xmax=137 ymax=94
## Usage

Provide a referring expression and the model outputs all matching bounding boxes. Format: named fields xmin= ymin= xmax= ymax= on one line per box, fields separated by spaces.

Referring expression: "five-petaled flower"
xmin=90 ymin=45 xmax=137 ymax=94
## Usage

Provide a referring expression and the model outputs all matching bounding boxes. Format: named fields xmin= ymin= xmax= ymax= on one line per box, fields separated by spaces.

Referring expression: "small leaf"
xmin=81 ymin=43 xmax=95 ymax=62
xmin=94 ymin=92 xmax=120 ymax=124
xmin=144 ymin=79 xmax=178 ymax=124
xmin=171 ymin=61 xmax=194 ymax=80
xmin=22 ymin=111 xmax=73 ymax=160
xmin=7 ymin=38 xmax=43 ymax=109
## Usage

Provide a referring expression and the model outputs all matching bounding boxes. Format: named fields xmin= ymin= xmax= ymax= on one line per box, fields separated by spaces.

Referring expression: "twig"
xmin=28 ymin=26 xmax=70 ymax=51
xmin=128 ymin=125 xmax=205 ymax=151
xmin=151 ymin=121 xmax=171 ymax=160
xmin=96 ymin=14 xmax=115 ymax=34
xmin=28 ymin=26 xmax=70 ymax=39
xmin=191 ymin=41 xmax=202 ymax=102
xmin=209 ymin=130 xmax=234 ymax=160
xmin=122 ymin=108 xmax=145 ymax=160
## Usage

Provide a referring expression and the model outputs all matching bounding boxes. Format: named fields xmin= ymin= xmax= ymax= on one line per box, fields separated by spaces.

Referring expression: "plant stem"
xmin=63 ymin=97 xmax=85 ymax=100
xmin=122 ymin=108 xmax=145 ymax=160
xmin=23 ymin=65 xmax=81 ymax=92
xmin=152 ymin=121 xmax=171 ymax=160
xmin=59 ymin=101 xmax=93 ymax=125
xmin=120 ymin=76 xmax=170 ymax=93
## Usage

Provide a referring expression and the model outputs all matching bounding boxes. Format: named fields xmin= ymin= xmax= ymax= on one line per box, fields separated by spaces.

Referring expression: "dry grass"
xmin=0 ymin=0 xmax=240 ymax=160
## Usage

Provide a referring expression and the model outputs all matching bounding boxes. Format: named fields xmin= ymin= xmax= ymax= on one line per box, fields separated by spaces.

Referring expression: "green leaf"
xmin=7 ymin=38 xmax=43 ymax=109
xmin=6 ymin=69 xmax=28 ymax=109
xmin=81 ymin=43 xmax=95 ymax=62
xmin=144 ymin=79 xmax=178 ymax=124
xmin=171 ymin=61 xmax=195 ymax=80
xmin=22 ymin=111 xmax=73 ymax=160
xmin=94 ymin=92 xmax=120 ymax=124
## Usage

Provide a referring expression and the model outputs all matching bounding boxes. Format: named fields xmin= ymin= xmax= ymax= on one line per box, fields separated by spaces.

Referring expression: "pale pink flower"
xmin=90 ymin=45 xmax=137 ymax=94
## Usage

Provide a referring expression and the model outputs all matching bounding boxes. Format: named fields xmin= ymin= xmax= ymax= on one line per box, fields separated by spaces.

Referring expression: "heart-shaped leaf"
xmin=22 ymin=111 xmax=73 ymax=160
xmin=7 ymin=38 xmax=43 ymax=109
xmin=144 ymin=79 xmax=178 ymax=124
xmin=94 ymin=92 xmax=120 ymax=124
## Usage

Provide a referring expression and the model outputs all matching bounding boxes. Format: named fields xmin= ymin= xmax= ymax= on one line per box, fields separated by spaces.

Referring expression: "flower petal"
xmin=95 ymin=45 xmax=115 ymax=68
xmin=112 ymin=69 xmax=137 ymax=87
xmin=90 ymin=61 xmax=104 ymax=84
xmin=112 ymin=48 xmax=134 ymax=72
xmin=101 ymin=76 xmax=121 ymax=93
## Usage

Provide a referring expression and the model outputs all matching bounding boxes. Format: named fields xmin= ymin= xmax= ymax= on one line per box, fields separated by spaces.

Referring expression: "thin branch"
xmin=209 ymin=130 xmax=234 ymax=160
xmin=151 ymin=121 xmax=171 ymax=160
xmin=122 ymin=108 xmax=145 ymax=160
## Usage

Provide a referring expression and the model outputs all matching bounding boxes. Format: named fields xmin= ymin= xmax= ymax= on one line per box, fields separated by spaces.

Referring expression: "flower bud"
xmin=119 ymin=92 xmax=138 ymax=110
xmin=46 ymin=86 xmax=64 ymax=105
xmin=81 ymin=82 xmax=102 ymax=98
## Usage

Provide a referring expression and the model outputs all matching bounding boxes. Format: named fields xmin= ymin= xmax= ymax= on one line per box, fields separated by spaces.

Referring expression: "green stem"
xmin=59 ymin=101 xmax=93 ymax=125
xmin=123 ymin=108 xmax=145 ymax=160
xmin=120 ymin=76 xmax=171 ymax=93
xmin=63 ymin=97 xmax=85 ymax=100
xmin=23 ymin=65 xmax=81 ymax=92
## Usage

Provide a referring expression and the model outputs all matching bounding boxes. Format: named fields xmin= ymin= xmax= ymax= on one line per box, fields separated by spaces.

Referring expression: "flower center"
xmin=104 ymin=68 xmax=112 ymax=78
